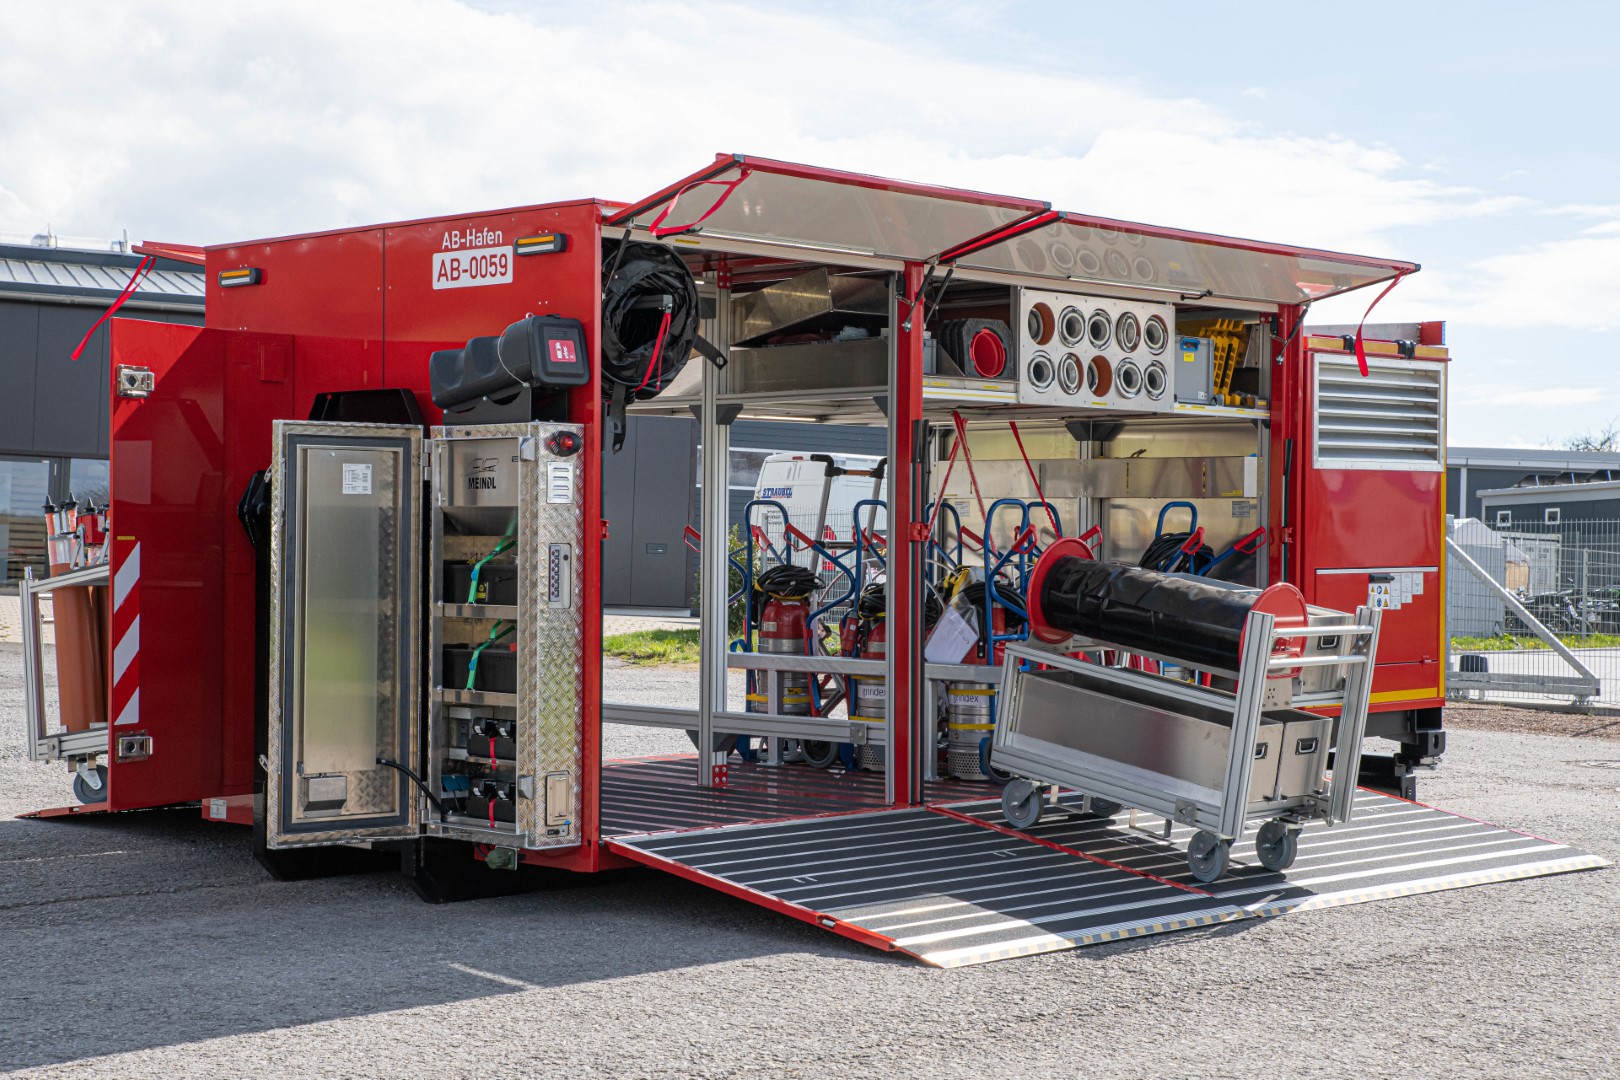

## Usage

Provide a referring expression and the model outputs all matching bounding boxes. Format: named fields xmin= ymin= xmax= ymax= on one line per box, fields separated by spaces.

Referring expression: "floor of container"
xmin=601 ymin=762 xmax=1608 ymax=967
xmin=600 ymin=754 xmax=992 ymax=837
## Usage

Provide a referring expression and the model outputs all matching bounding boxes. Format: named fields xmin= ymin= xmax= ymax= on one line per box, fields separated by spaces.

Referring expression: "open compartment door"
xmin=608 ymin=153 xmax=1049 ymax=263
xmin=266 ymin=420 xmax=423 ymax=848
xmin=947 ymin=211 xmax=1417 ymax=305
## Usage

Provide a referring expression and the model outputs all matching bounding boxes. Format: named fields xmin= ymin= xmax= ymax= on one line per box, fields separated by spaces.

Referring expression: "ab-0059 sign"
xmin=432 ymin=245 xmax=512 ymax=290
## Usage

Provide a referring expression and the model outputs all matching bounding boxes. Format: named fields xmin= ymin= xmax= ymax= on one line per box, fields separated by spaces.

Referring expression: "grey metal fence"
xmin=1447 ymin=516 xmax=1614 ymax=705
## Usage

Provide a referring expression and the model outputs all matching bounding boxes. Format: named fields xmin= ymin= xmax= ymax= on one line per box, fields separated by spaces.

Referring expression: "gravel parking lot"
xmin=2 ymin=642 xmax=1617 ymax=1079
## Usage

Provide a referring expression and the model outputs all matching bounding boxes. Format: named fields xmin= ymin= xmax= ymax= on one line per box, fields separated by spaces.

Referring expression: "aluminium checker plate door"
xmin=267 ymin=421 xmax=424 ymax=848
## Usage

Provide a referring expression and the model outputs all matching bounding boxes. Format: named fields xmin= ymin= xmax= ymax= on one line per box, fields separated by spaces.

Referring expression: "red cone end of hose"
xmin=1025 ymin=536 xmax=1095 ymax=644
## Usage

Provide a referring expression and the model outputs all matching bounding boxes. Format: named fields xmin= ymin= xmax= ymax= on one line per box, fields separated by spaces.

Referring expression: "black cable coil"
xmin=957 ymin=579 xmax=1027 ymax=643
xmin=855 ymin=581 xmax=943 ymax=626
xmin=601 ymin=240 xmax=699 ymax=400
xmin=749 ymin=564 xmax=821 ymax=624
xmin=1139 ymin=532 xmax=1212 ymax=574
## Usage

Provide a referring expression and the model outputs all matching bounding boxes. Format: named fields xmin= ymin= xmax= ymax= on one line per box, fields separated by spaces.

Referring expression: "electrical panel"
xmin=1015 ymin=289 xmax=1176 ymax=412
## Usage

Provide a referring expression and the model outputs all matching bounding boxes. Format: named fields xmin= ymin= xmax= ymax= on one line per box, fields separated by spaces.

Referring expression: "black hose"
xmin=376 ymin=756 xmax=448 ymax=820
xmin=600 ymin=240 xmax=698 ymax=400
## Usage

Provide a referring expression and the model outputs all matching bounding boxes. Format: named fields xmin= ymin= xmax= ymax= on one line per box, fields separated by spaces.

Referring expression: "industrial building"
xmin=1448 ymin=445 xmax=1620 ymax=521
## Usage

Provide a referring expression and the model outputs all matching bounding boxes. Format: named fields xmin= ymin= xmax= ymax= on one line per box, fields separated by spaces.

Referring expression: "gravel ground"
xmin=1 ymin=642 xmax=1617 ymax=1079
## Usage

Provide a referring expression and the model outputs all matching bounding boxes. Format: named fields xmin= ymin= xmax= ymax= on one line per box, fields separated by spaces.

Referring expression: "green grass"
xmin=603 ymin=628 xmax=701 ymax=665
xmin=1451 ymin=633 xmax=1620 ymax=652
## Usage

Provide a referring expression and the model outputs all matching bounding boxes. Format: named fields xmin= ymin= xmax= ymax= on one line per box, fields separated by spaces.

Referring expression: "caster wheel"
xmin=1255 ymin=820 xmax=1299 ymax=872
xmin=802 ymin=740 xmax=839 ymax=769
xmin=685 ymin=730 xmax=736 ymax=753
xmin=72 ymin=764 xmax=108 ymax=805
xmin=1187 ymin=829 xmax=1231 ymax=883
xmin=978 ymin=738 xmax=1013 ymax=784
xmin=1085 ymin=796 xmax=1123 ymax=818
xmin=1001 ymin=779 xmax=1044 ymax=830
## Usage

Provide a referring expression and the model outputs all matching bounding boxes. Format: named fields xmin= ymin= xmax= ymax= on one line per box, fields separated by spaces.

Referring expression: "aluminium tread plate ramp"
xmin=604 ymin=792 xmax=1606 ymax=968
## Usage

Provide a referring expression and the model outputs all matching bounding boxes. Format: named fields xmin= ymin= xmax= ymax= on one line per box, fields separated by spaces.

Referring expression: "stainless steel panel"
xmin=730 ymin=268 xmax=888 ymax=345
xmin=1275 ymin=715 xmax=1331 ymax=798
xmin=1073 ymin=456 xmax=1259 ymax=499
xmin=267 ymin=422 xmax=421 ymax=849
xmin=728 ymin=337 xmax=889 ymax=395
xmin=438 ymin=435 xmax=522 ymax=510
xmin=1010 ymin=666 xmax=1285 ymax=802
xmin=294 ymin=445 xmax=395 ymax=779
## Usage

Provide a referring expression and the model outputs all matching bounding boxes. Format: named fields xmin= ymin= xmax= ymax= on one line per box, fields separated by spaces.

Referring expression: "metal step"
xmin=606 ymin=791 xmax=1605 ymax=968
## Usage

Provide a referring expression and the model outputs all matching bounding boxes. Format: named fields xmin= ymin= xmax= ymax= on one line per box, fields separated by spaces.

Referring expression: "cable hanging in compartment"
xmin=601 ymin=239 xmax=700 ymax=452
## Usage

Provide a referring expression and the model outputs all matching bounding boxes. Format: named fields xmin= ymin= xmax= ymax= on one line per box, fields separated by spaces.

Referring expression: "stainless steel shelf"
xmin=438 ymin=603 xmax=519 ymax=621
xmin=438 ymin=688 xmax=518 ymax=708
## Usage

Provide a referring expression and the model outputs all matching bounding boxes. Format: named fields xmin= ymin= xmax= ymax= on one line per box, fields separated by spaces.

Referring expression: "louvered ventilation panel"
xmin=1313 ymin=354 xmax=1444 ymax=470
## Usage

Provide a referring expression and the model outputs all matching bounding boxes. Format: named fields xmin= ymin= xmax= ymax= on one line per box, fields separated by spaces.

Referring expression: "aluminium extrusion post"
xmin=1217 ymin=608 xmax=1275 ymax=840
xmin=696 ymin=279 xmax=733 ymax=788
xmin=1326 ymin=605 xmax=1382 ymax=824
xmin=19 ymin=567 xmax=45 ymax=762
xmin=886 ymin=265 xmax=927 ymax=807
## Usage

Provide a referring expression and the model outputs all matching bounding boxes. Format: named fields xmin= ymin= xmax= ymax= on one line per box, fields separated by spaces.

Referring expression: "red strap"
xmin=923 ymin=436 xmax=961 ymax=538
xmin=489 ymin=735 xmax=498 ymax=768
xmin=1009 ymin=420 xmax=1061 ymax=539
xmin=1353 ymin=270 xmax=1408 ymax=377
xmin=647 ymin=169 xmax=752 ymax=239
xmin=70 ymin=255 xmax=154 ymax=361
xmin=489 ymin=793 xmax=496 ymax=829
xmin=632 ymin=308 xmax=673 ymax=393
xmin=784 ymin=523 xmax=816 ymax=550
xmin=950 ymin=411 xmax=988 ymax=525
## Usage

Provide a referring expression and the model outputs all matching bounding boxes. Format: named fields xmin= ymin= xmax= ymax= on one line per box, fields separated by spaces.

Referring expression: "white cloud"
xmin=1240 ymin=86 xmax=1267 ymax=99
xmin=1452 ymin=382 xmax=1607 ymax=408
xmin=0 ymin=0 xmax=1532 ymax=261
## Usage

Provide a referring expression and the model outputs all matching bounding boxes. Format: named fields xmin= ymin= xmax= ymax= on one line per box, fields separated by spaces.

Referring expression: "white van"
xmin=750 ymin=452 xmax=887 ymax=558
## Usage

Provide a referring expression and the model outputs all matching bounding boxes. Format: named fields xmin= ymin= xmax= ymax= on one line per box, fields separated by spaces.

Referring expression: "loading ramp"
xmin=604 ymin=763 xmax=1605 ymax=968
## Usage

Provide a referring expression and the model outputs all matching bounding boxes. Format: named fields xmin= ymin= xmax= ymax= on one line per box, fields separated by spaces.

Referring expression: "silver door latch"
xmin=116 ymin=365 xmax=156 ymax=398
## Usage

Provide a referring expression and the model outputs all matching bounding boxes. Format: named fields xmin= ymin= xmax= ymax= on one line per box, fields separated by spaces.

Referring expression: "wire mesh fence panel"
xmin=1448 ymin=517 xmax=1613 ymax=705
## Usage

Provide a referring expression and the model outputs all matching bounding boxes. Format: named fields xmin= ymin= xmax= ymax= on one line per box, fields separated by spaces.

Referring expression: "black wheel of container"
xmin=72 ymin=764 xmax=109 ymax=805
xmin=1002 ymin=779 xmax=1044 ymax=830
xmin=1085 ymin=796 xmax=1124 ymax=818
xmin=802 ymin=741 xmax=839 ymax=769
xmin=685 ymin=730 xmax=735 ymax=754
xmin=1255 ymin=820 xmax=1299 ymax=872
xmin=1187 ymin=830 xmax=1231 ymax=883
xmin=978 ymin=738 xmax=1013 ymax=784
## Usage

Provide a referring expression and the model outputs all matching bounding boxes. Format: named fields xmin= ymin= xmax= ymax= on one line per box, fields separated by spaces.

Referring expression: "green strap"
xmin=465 ymin=517 xmax=517 ymax=603
xmin=465 ymin=621 xmax=515 ymax=690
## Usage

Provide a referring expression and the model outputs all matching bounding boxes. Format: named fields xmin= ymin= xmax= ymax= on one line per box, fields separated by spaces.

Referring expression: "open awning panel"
xmin=607 ymin=790 xmax=1603 ymax=968
xmin=612 ymin=154 xmax=1418 ymax=305
xmin=956 ymin=212 xmax=1417 ymax=304
xmin=609 ymin=154 xmax=1047 ymax=264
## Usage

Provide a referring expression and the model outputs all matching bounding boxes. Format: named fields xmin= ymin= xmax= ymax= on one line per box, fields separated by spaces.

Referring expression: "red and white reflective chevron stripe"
xmin=111 ymin=542 xmax=140 ymax=727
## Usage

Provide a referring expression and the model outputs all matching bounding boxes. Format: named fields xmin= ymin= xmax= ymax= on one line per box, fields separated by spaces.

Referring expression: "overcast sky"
xmin=3 ymin=0 xmax=1615 ymax=447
